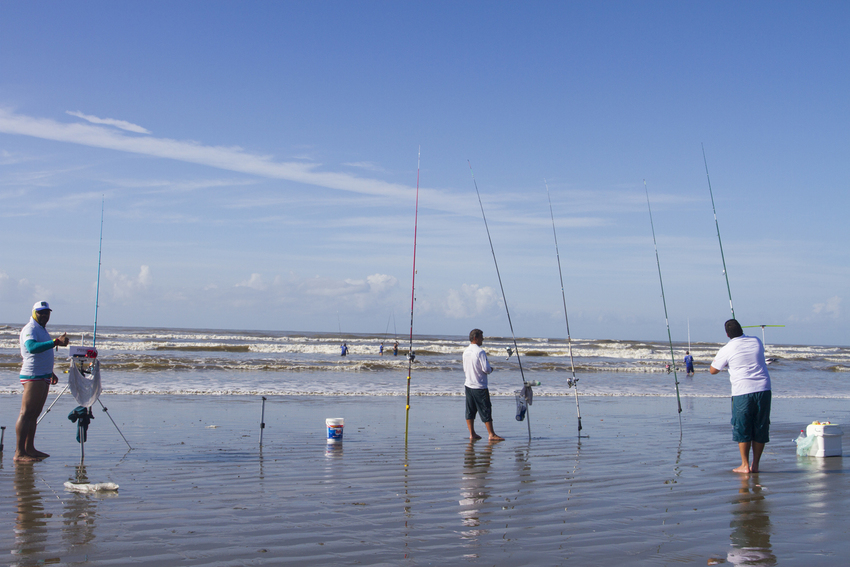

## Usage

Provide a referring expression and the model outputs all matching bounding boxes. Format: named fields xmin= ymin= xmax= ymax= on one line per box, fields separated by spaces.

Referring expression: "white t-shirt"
xmin=463 ymin=343 xmax=492 ymax=389
xmin=710 ymin=335 xmax=771 ymax=397
xmin=20 ymin=317 xmax=55 ymax=376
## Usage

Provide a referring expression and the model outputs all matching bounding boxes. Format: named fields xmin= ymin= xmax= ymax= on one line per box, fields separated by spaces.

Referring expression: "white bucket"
xmin=326 ymin=418 xmax=344 ymax=443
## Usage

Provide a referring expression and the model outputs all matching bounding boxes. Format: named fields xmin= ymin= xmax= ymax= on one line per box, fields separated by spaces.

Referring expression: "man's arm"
xmin=24 ymin=339 xmax=55 ymax=354
xmin=709 ymin=365 xmax=720 ymax=375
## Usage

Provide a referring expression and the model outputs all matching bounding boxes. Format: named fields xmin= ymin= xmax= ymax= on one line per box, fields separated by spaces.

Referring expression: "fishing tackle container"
xmin=804 ymin=423 xmax=843 ymax=457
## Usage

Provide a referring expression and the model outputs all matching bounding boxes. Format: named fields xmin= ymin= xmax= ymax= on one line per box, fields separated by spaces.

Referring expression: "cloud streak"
xmin=1 ymin=108 xmax=412 ymax=199
xmin=66 ymin=110 xmax=152 ymax=134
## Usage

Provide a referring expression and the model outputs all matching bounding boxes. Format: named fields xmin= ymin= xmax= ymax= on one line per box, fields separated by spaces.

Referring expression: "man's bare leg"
xmin=750 ymin=441 xmax=765 ymax=473
xmin=467 ymin=419 xmax=481 ymax=440
xmin=484 ymin=421 xmax=503 ymax=441
xmin=733 ymin=441 xmax=752 ymax=473
xmin=14 ymin=381 xmax=50 ymax=462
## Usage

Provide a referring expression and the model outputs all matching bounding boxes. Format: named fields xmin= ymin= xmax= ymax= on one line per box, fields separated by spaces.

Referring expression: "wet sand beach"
xmin=1 ymin=394 xmax=848 ymax=566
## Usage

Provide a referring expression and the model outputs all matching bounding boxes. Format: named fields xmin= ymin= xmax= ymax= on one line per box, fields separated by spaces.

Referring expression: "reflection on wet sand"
xmin=13 ymin=464 xmax=59 ymax=564
xmin=459 ymin=440 xmax=494 ymax=546
xmin=728 ymin=475 xmax=776 ymax=566
xmin=61 ymin=465 xmax=99 ymax=548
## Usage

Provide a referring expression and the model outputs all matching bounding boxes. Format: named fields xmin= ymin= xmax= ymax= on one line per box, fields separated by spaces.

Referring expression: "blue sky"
xmin=1 ymin=2 xmax=847 ymax=345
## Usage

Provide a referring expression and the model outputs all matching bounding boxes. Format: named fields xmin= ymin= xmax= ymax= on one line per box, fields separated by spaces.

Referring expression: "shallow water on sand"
xmin=2 ymin=395 xmax=849 ymax=566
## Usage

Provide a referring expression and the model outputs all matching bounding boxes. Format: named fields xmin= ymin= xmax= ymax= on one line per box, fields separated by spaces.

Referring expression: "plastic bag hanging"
xmin=515 ymin=390 xmax=527 ymax=421
xmin=69 ymin=358 xmax=102 ymax=408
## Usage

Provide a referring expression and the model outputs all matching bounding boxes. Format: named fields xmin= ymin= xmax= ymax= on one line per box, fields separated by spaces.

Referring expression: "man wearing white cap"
xmin=15 ymin=301 xmax=69 ymax=462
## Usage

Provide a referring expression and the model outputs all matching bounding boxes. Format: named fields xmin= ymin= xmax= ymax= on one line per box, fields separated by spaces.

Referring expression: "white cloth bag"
xmin=69 ymin=358 xmax=102 ymax=408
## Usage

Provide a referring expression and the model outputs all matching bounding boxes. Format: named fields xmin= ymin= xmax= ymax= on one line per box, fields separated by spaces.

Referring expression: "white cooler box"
xmin=805 ymin=423 xmax=843 ymax=457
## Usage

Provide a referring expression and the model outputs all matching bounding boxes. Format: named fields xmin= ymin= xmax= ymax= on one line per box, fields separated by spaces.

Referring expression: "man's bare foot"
xmin=469 ymin=433 xmax=482 ymax=440
xmin=732 ymin=464 xmax=751 ymax=473
xmin=14 ymin=453 xmax=42 ymax=463
xmin=31 ymin=449 xmax=50 ymax=458
xmin=488 ymin=434 xmax=504 ymax=441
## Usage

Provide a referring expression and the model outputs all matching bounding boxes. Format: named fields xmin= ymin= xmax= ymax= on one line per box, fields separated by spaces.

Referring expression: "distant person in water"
xmin=379 ymin=343 xmax=384 ymax=356
xmin=393 ymin=342 xmax=399 ymax=356
xmin=710 ymin=319 xmax=771 ymax=474
xmin=341 ymin=343 xmax=348 ymax=357
xmin=463 ymin=329 xmax=503 ymax=441
xmin=684 ymin=351 xmax=694 ymax=376
xmin=16 ymin=301 xmax=70 ymax=462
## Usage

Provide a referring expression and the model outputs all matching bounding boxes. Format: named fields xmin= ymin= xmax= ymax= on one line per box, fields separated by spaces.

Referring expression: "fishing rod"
xmin=39 ymin=198 xmax=105 ymax=424
xmin=468 ymin=161 xmax=532 ymax=441
xmin=91 ymin=200 xmax=131 ymax=449
xmin=94 ymin=198 xmax=104 ymax=348
xmin=701 ymin=144 xmax=735 ymax=320
xmin=404 ymin=147 xmax=421 ymax=443
xmin=545 ymin=181 xmax=584 ymax=438
xmin=644 ymin=181 xmax=683 ymax=417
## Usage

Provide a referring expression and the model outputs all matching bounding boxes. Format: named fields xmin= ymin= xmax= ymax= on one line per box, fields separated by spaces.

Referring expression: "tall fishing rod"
xmin=94 ymin=198 xmax=104 ymax=347
xmin=39 ymin=198 xmax=105 ymax=424
xmin=468 ymin=161 xmax=531 ymax=440
xmin=545 ymin=181 xmax=584 ymax=437
xmin=92 ymin=200 xmax=131 ymax=449
xmin=644 ymin=181 xmax=682 ymax=417
xmin=701 ymin=144 xmax=735 ymax=320
xmin=404 ymin=147 xmax=421 ymax=443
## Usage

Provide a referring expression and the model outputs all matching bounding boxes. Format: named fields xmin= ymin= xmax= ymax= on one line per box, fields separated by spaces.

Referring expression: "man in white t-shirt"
xmin=463 ymin=329 xmax=503 ymax=441
xmin=16 ymin=301 xmax=70 ymax=462
xmin=710 ymin=319 xmax=771 ymax=473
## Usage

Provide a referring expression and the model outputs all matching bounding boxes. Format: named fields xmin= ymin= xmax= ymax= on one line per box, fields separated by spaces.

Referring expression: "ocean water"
xmin=1 ymin=324 xmax=847 ymax=398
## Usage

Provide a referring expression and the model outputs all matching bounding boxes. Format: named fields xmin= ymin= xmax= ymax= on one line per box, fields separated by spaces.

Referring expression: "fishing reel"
xmin=70 ymin=346 xmax=98 ymax=375
xmin=567 ymin=377 xmax=578 ymax=389
xmin=407 ymin=350 xmax=415 ymax=362
xmin=505 ymin=347 xmax=513 ymax=360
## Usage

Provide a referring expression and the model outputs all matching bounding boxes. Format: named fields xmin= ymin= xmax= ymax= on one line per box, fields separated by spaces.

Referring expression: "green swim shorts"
xmin=731 ymin=390 xmax=771 ymax=444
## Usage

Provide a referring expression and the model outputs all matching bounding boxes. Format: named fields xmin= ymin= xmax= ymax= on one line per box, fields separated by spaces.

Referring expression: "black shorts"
xmin=465 ymin=386 xmax=493 ymax=423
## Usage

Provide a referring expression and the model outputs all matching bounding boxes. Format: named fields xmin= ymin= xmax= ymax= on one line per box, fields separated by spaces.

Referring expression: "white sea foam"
xmin=1 ymin=325 xmax=846 ymax=397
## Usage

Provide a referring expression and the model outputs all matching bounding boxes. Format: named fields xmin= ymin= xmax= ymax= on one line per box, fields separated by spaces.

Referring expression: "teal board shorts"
xmin=731 ymin=390 xmax=771 ymax=443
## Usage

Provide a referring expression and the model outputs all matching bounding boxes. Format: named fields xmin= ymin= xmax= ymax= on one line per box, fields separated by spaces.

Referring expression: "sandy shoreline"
xmin=1 ymin=394 xmax=849 ymax=565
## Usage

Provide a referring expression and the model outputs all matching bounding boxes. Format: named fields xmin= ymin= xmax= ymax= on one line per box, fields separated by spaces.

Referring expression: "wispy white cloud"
xmin=0 ymin=108 xmax=611 ymax=227
xmin=66 ymin=110 xmax=151 ymax=134
xmin=105 ymin=265 xmax=152 ymax=300
xmin=342 ymin=161 xmax=387 ymax=173
xmin=813 ymin=296 xmax=841 ymax=318
xmin=106 ymin=177 xmax=260 ymax=194
xmin=0 ymin=149 xmax=32 ymax=165
xmin=0 ymin=108 xmax=411 ymax=199
xmin=444 ymin=284 xmax=500 ymax=318
xmin=236 ymin=273 xmax=266 ymax=290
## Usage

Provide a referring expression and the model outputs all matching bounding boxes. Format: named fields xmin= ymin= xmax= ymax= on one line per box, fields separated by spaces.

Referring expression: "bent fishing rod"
xmin=702 ymin=144 xmax=735 ymax=320
xmin=404 ymin=147 xmax=421 ymax=443
xmin=545 ymin=181 xmax=584 ymax=438
xmin=644 ymin=181 xmax=683 ymax=418
xmin=468 ymin=161 xmax=532 ymax=440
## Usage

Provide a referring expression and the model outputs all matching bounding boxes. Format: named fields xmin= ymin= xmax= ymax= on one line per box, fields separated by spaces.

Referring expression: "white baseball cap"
xmin=33 ymin=301 xmax=52 ymax=312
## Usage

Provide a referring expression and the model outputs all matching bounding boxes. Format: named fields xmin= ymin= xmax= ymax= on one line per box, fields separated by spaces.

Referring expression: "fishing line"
xmin=701 ymin=144 xmax=735 ymax=319
xmin=644 ymin=181 xmax=683 ymax=418
xmin=468 ymin=161 xmax=532 ymax=439
xmin=545 ymin=181 xmax=584 ymax=437
xmin=404 ymin=147 xmax=421 ymax=443
xmin=467 ymin=162 xmax=527 ymax=386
